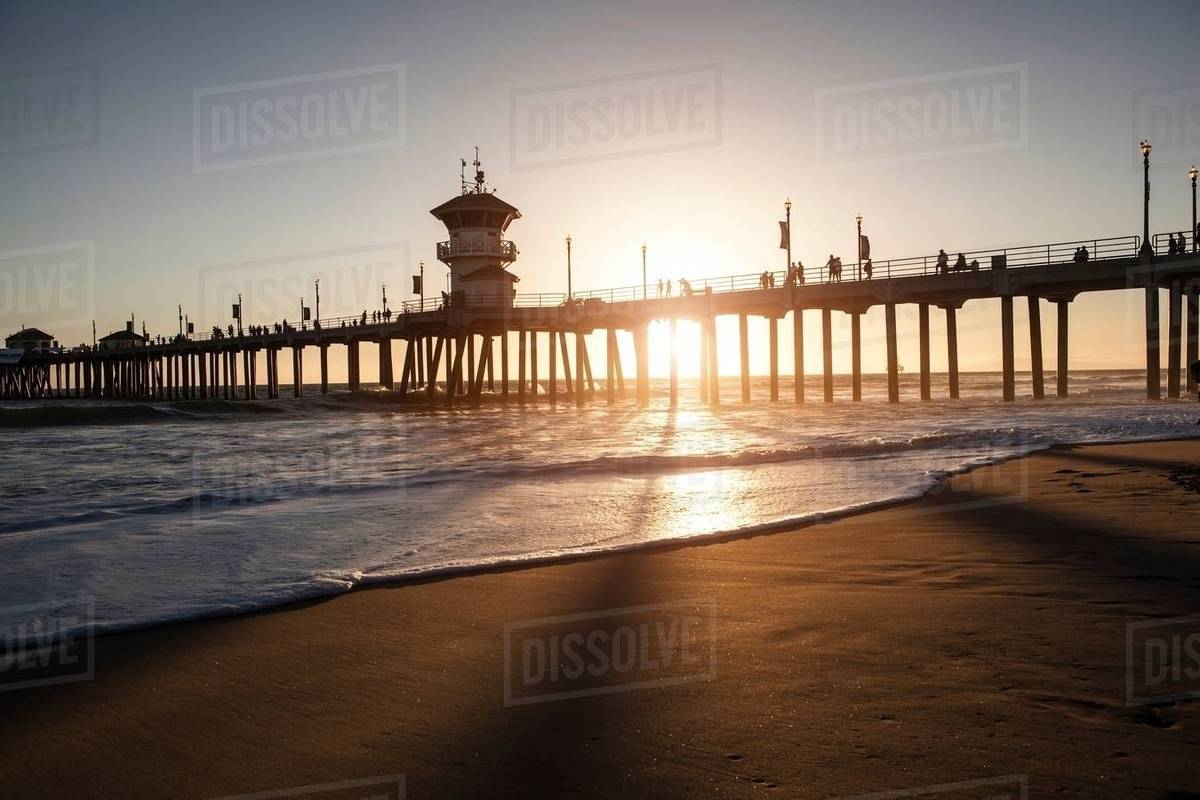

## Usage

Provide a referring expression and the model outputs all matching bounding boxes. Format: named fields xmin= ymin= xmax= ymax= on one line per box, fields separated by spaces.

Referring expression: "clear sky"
xmin=3 ymin=0 xmax=1200 ymax=381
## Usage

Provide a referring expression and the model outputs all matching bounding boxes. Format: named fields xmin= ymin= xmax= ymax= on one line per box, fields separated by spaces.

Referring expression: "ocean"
xmin=1 ymin=369 xmax=1197 ymax=639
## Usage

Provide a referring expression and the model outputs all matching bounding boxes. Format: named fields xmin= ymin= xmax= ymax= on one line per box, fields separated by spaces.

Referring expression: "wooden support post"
xmin=501 ymin=332 xmax=510 ymax=398
xmin=1056 ymin=301 xmax=1069 ymax=398
xmin=851 ymin=313 xmax=862 ymax=401
xmin=581 ymin=335 xmax=594 ymax=397
xmin=446 ymin=334 xmax=466 ymax=406
xmin=793 ymin=309 xmax=804 ymax=403
xmin=518 ymin=330 xmax=527 ymax=403
xmin=707 ymin=317 xmax=719 ymax=407
xmin=198 ymin=352 xmax=207 ymax=399
xmin=669 ymin=319 xmax=678 ymax=407
xmin=427 ymin=337 xmax=444 ymax=398
xmin=486 ymin=337 xmax=494 ymax=392
xmin=606 ymin=328 xmax=616 ymax=405
xmin=471 ymin=336 xmax=491 ymax=402
xmin=415 ymin=336 xmax=425 ymax=386
xmin=466 ymin=335 xmax=474 ymax=396
xmin=548 ymin=328 xmax=558 ymax=404
xmin=379 ymin=338 xmax=394 ymax=390
xmin=1146 ymin=287 xmax=1160 ymax=400
xmin=530 ymin=329 xmax=538 ymax=398
xmin=821 ymin=308 xmax=833 ymax=403
xmin=739 ymin=314 xmax=751 ymax=402
xmin=946 ymin=307 xmax=960 ymax=400
xmin=615 ymin=333 xmax=626 ymax=397
xmin=319 ymin=345 xmax=329 ymax=394
xmin=575 ymin=330 xmax=585 ymax=408
xmin=636 ymin=326 xmax=651 ymax=407
xmin=885 ymin=303 xmax=899 ymax=403
xmin=1001 ymin=295 xmax=1015 ymax=402
xmin=1168 ymin=281 xmax=1182 ymax=399
xmin=558 ymin=331 xmax=573 ymax=395
xmin=399 ymin=338 xmax=414 ymax=394
xmin=918 ymin=303 xmax=931 ymax=401
xmin=699 ymin=322 xmax=709 ymax=403
xmin=292 ymin=347 xmax=303 ymax=398
xmin=1028 ymin=296 xmax=1044 ymax=399
xmin=1187 ymin=287 xmax=1199 ymax=395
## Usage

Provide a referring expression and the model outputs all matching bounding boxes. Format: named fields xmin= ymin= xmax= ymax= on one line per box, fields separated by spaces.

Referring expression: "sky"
xmin=3 ymin=0 xmax=1200 ymax=381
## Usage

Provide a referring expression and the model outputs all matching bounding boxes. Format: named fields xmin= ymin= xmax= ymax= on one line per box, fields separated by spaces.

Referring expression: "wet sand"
xmin=2 ymin=440 xmax=1199 ymax=798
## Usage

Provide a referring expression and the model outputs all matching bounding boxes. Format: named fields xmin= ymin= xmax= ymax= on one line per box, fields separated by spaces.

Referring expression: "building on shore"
xmin=5 ymin=327 xmax=55 ymax=353
xmin=98 ymin=324 xmax=147 ymax=352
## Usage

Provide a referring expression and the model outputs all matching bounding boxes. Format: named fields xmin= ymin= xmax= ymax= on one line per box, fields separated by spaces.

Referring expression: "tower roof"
xmin=429 ymin=192 xmax=521 ymax=219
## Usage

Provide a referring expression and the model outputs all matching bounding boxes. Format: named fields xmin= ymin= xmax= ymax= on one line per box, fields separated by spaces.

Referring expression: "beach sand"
xmin=2 ymin=440 xmax=1199 ymax=799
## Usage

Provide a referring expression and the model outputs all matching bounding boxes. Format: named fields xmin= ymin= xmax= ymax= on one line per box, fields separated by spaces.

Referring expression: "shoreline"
xmin=47 ymin=432 xmax=1200 ymax=641
xmin=2 ymin=439 xmax=1199 ymax=798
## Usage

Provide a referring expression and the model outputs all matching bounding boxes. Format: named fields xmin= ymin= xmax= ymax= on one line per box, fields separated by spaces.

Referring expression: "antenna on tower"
xmin=473 ymin=146 xmax=485 ymax=193
xmin=460 ymin=157 xmax=468 ymax=195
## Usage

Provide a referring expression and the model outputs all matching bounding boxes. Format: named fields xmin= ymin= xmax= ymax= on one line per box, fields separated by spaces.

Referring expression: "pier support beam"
xmin=1028 ymin=297 xmax=1044 ymax=399
xmin=292 ymin=347 xmax=303 ymax=398
xmin=548 ymin=330 xmax=558 ymax=404
xmin=636 ymin=326 xmax=651 ymax=408
xmin=851 ymin=313 xmax=862 ymax=401
xmin=518 ymin=331 xmax=527 ymax=403
xmin=1146 ymin=287 xmax=1161 ymax=400
xmin=320 ymin=345 xmax=329 ymax=394
xmin=348 ymin=340 xmax=360 ymax=392
xmin=576 ymin=331 xmax=586 ymax=408
xmin=1056 ymin=301 xmax=1069 ymax=398
xmin=379 ymin=338 xmax=394 ymax=391
xmin=558 ymin=331 xmax=574 ymax=395
xmin=769 ymin=316 xmax=779 ymax=401
xmin=501 ymin=332 xmax=510 ymax=398
xmin=699 ymin=323 xmax=709 ymax=403
xmin=885 ymin=303 xmax=899 ymax=403
xmin=739 ymin=314 xmax=751 ymax=403
xmin=606 ymin=329 xmax=616 ymax=405
xmin=669 ymin=320 xmax=678 ymax=407
xmin=1168 ymin=281 xmax=1182 ymax=399
xmin=1188 ymin=286 xmax=1199 ymax=395
xmin=793 ymin=309 xmax=804 ymax=403
xmin=446 ymin=334 xmax=466 ymax=407
xmin=707 ymin=317 xmax=719 ymax=407
xmin=918 ymin=303 xmax=931 ymax=401
xmin=945 ymin=307 xmax=960 ymax=400
xmin=530 ymin=330 xmax=538 ymax=399
xmin=1001 ymin=295 xmax=1015 ymax=402
xmin=821 ymin=309 xmax=833 ymax=403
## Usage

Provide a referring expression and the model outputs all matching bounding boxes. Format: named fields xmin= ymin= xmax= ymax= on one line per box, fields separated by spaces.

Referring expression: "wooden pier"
xmin=4 ymin=234 xmax=1200 ymax=407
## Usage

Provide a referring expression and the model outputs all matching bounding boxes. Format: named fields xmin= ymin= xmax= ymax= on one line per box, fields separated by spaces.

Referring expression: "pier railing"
xmin=150 ymin=234 xmax=1148 ymax=345
xmin=1152 ymin=231 xmax=1197 ymax=255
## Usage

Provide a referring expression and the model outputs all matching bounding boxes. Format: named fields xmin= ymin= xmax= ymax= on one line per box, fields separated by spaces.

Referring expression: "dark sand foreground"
xmin=3 ymin=441 xmax=1200 ymax=799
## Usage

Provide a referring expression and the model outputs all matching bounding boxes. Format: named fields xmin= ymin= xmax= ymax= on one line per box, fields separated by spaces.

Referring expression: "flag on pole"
xmin=231 ymin=303 xmax=241 ymax=320
xmin=859 ymin=234 xmax=871 ymax=260
xmin=412 ymin=275 xmax=423 ymax=295
xmin=778 ymin=221 xmax=789 ymax=249
xmin=302 ymin=307 xmax=311 ymax=321
xmin=187 ymin=322 xmax=195 ymax=334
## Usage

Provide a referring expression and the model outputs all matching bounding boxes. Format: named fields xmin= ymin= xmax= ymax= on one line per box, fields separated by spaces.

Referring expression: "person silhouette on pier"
xmin=1169 ymin=234 xmax=1178 ymax=256
xmin=657 ymin=278 xmax=664 ymax=298
xmin=666 ymin=279 xmax=673 ymax=297
xmin=953 ymin=252 xmax=967 ymax=272
xmin=862 ymin=258 xmax=873 ymax=279
xmin=936 ymin=249 xmax=949 ymax=274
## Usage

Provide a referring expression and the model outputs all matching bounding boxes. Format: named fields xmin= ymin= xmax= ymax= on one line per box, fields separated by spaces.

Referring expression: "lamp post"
xmin=642 ymin=243 xmax=647 ymax=300
xmin=177 ymin=304 xmax=183 ymax=337
xmin=784 ymin=199 xmax=792 ymax=275
xmin=566 ymin=235 xmax=573 ymax=299
xmin=314 ymin=278 xmax=320 ymax=322
xmin=1140 ymin=140 xmax=1153 ymax=257
xmin=1190 ymin=165 xmax=1198 ymax=253
xmin=856 ymin=213 xmax=863 ymax=281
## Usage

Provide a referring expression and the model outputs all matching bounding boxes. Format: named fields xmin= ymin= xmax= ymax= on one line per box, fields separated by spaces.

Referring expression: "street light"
xmin=1140 ymin=140 xmax=1153 ymax=257
xmin=641 ymin=243 xmax=647 ymax=300
xmin=1190 ymin=165 xmax=1198 ymax=253
xmin=784 ymin=199 xmax=792 ymax=276
xmin=566 ymin=235 xmax=573 ymax=299
xmin=856 ymin=213 xmax=863 ymax=281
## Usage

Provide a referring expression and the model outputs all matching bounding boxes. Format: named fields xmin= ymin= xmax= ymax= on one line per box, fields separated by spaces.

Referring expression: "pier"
xmin=4 ymin=232 xmax=1199 ymax=407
